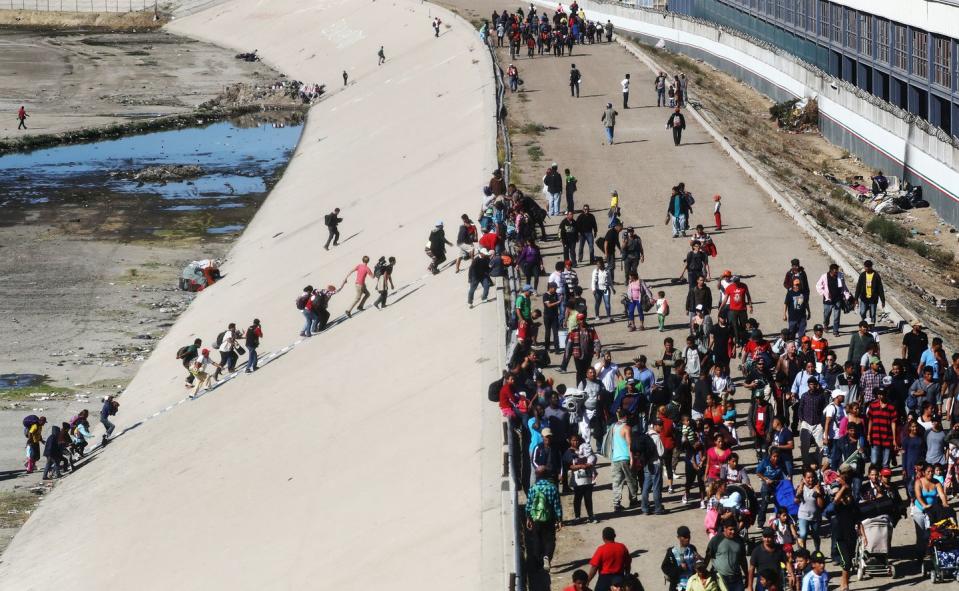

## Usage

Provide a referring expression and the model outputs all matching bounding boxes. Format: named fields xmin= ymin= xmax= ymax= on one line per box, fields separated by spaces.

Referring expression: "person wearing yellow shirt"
xmin=25 ymin=416 xmax=46 ymax=473
xmin=854 ymin=260 xmax=885 ymax=325
xmin=686 ymin=560 xmax=723 ymax=591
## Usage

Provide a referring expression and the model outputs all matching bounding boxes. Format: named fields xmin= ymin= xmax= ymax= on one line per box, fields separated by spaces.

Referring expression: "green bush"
xmin=527 ymin=145 xmax=543 ymax=162
xmin=909 ymin=240 xmax=955 ymax=266
xmin=865 ymin=216 xmax=908 ymax=246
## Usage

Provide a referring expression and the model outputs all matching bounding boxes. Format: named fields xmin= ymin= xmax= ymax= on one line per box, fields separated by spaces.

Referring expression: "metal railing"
xmin=484 ymin=34 xmax=526 ymax=591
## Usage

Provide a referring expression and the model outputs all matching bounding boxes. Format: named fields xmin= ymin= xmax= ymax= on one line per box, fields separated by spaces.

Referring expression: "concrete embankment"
xmin=0 ymin=0 xmax=499 ymax=588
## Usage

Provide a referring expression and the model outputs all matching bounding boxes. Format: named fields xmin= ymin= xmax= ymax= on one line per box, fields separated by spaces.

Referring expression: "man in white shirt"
xmin=597 ymin=351 xmax=621 ymax=392
xmin=547 ymin=261 xmax=567 ymax=320
xmin=621 ymin=73 xmax=630 ymax=109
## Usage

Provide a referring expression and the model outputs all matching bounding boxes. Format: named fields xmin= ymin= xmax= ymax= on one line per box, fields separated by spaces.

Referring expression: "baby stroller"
xmin=925 ymin=517 xmax=959 ymax=583
xmin=725 ymin=483 xmax=758 ymax=547
xmin=852 ymin=513 xmax=896 ymax=580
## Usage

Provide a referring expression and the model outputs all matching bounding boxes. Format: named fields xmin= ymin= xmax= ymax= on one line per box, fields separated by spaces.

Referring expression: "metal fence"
xmin=0 ymin=0 xmax=152 ymax=11
xmin=484 ymin=35 xmax=526 ymax=591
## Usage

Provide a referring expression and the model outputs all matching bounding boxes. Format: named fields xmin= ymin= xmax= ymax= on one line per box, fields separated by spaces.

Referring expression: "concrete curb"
xmin=614 ymin=35 xmax=928 ymax=339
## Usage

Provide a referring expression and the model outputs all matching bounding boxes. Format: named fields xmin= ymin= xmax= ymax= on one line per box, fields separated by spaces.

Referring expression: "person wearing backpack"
xmin=177 ymin=338 xmax=202 ymax=387
xmin=42 ymin=425 xmax=65 ymax=480
xmin=297 ymin=286 xmax=317 ymax=337
xmin=640 ymin=419 xmax=667 ymax=515
xmin=373 ymin=256 xmax=396 ymax=309
xmin=666 ymin=107 xmax=686 ymax=146
xmin=323 ymin=207 xmax=342 ymax=250
xmin=455 ymin=215 xmax=478 ymax=273
xmin=244 ymin=319 xmax=263 ymax=373
xmin=215 ymin=323 xmax=241 ymax=379
xmin=526 ymin=470 xmax=563 ymax=573
xmin=24 ymin=415 xmax=46 ymax=473
xmin=662 ymin=526 xmax=701 ymax=591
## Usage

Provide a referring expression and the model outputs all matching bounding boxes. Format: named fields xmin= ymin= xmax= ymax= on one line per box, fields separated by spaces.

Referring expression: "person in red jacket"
xmin=498 ymin=373 xmax=519 ymax=419
xmin=17 ymin=105 xmax=28 ymax=130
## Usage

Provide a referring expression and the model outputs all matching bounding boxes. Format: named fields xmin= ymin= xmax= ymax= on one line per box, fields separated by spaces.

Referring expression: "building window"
xmin=893 ymin=24 xmax=907 ymax=71
xmin=776 ymin=0 xmax=784 ymax=20
xmin=845 ymin=8 xmax=857 ymax=49
xmin=934 ymin=37 xmax=952 ymax=88
xmin=831 ymin=4 xmax=842 ymax=43
xmin=818 ymin=0 xmax=829 ymax=38
xmin=785 ymin=0 xmax=794 ymax=25
xmin=877 ymin=19 xmax=890 ymax=63
xmin=913 ymin=30 xmax=929 ymax=78
xmin=806 ymin=0 xmax=815 ymax=31
xmin=859 ymin=14 xmax=872 ymax=57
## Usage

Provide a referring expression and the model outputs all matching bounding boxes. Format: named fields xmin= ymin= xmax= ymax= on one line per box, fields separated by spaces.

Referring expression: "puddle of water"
xmin=0 ymin=373 xmax=47 ymax=390
xmin=206 ymin=224 xmax=245 ymax=235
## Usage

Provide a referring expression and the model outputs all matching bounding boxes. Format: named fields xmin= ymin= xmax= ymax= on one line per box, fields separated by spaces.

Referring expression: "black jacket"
xmin=575 ymin=212 xmax=597 ymax=235
xmin=468 ymin=256 xmax=491 ymax=281
xmin=685 ymin=284 xmax=713 ymax=314
xmin=43 ymin=426 xmax=63 ymax=459
xmin=666 ymin=193 xmax=691 ymax=217
xmin=666 ymin=112 xmax=686 ymax=130
xmin=543 ymin=170 xmax=563 ymax=193
xmin=854 ymin=271 xmax=885 ymax=305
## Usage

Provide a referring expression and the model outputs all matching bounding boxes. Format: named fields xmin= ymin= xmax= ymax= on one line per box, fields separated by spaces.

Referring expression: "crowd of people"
xmin=482 ymin=2 xmax=615 ymax=60
xmin=21 ymin=397 xmax=119 ymax=480
xmin=477 ymin=5 xmax=959 ymax=591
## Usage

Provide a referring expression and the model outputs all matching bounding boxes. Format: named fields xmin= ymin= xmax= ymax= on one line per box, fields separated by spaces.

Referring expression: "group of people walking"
xmin=482 ymin=6 xmax=958 ymax=590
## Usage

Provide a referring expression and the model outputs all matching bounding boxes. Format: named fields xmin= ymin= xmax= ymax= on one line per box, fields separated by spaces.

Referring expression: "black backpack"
xmin=176 ymin=345 xmax=191 ymax=360
xmin=488 ymin=375 xmax=505 ymax=402
xmin=295 ymin=294 xmax=309 ymax=310
xmin=215 ymin=330 xmax=227 ymax=348
xmin=324 ymin=213 xmax=335 ymax=226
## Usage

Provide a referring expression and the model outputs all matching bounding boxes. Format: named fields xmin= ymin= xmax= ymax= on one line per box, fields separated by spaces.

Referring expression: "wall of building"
xmin=562 ymin=0 xmax=959 ymax=227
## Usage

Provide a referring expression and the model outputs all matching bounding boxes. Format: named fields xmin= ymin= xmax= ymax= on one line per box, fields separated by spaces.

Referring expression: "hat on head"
xmin=696 ymin=304 xmax=704 ymax=311
xmin=201 ymin=348 xmax=210 ymax=355
xmin=722 ymin=269 xmax=732 ymax=277
xmin=831 ymin=389 xmax=846 ymax=399
xmin=813 ymin=324 xmax=824 ymax=331
xmin=801 ymin=336 xmax=811 ymax=343
xmin=522 ymin=284 xmax=534 ymax=292
xmin=810 ymin=551 xmax=826 ymax=564
xmin=870 ymin=356 xmax=881 ymax=365
xmin=880 ymin=468 xmax=893 ymax=477
xmin=436 ymin=220 xmax=444 ymax=226
xmin=541 ymin=428 xmax=553 ymax=437
xmin=479 ymin=248 xmax=490 ymax=256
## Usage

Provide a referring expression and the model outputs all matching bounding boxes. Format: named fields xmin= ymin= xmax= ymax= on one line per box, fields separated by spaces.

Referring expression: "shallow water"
xmin=0 ymin=116 xmax=303 ymax=238
xmin=0 ymin=374 xmax=46 ymax=390
xmin=0 ymin=119 xmax=301 ymax=203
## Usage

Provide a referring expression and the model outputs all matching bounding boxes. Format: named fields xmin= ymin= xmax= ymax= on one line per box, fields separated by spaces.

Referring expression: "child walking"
xmin=713 ymin=194 xmax=722 ymax=231
xmin=656 ymin=290 xmax=669 ymax=332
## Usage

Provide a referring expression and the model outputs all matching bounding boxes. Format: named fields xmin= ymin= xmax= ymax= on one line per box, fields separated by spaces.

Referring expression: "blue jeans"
xmin=871 ymin=445 xmax=891 ymax=467
xmin=823 ymin=301 xmax=841 ymax=334
xmin=578 ymin=232 xmax=595 ymax=262
xmin=604 ymin=126 xmax=614 ymax=144
xmin=798 ymin=516 xmax=821 ymax=550
xmin=302 ymin=309 xmax=317 ymax=336
xmin=626 ymin=299 xmax=644 ymax=324
xmin=758 ymin=480 xmax=779 ymax=525
xmin=467 ymin=276 xmax=491 ymax=304
xmin=509 ymin=76 xmax=518 ymax=92
xmin=657 ymin=89 xmax=666 ymax=106
xmin=641 ymin=462 xmax=663 ymax=513
xmin=245 ymin=346 xmax=258 ymax=372
xmin=593 ymin=290 xmax=611 ymax=317
xmin=100 ymin=417 xmax=115 ymax=437
xmin=859 ymin=300 xmax=878 ymax=324
xmin=671 ymin=214 xmax=686 ymax=237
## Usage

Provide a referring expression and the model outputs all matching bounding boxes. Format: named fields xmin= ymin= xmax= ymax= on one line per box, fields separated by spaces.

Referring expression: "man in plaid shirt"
xmin=866 ymin=389 xmax=898 ymax=468
xmin=858 ymin=356 xmax=885 ymax=405
xmin=563 ymin=314 xmax=602 ymax=384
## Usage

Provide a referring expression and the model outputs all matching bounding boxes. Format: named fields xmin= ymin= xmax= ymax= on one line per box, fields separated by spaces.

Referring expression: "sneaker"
xmin=543 ymin=556 xmax=551 ymax=573
xmin=655 ymin=509 xmax=668 ymax=515
xmin=613 ymin=504 xmax=624 ymax=513
xmin=587 ymin=517 xmax=599 ymax=524
xmin=681 ymin=494 xmax=688 ymax=504
xmin=667 ymin=486 xmax=674 ymax=494
xmin=699 ymin=500 xmax=706 ymax=509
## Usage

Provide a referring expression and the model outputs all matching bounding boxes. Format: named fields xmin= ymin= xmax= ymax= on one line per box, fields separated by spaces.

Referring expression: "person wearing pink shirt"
xmin=343 ymin=255 xmax=373 ymax=317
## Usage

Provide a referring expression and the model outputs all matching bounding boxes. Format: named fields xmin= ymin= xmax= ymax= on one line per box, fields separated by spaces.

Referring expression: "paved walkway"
xmin=437 ymin=0 xmax=917 ymax=587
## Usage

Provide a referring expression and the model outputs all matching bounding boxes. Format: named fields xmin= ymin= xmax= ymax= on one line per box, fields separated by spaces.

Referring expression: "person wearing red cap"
xmin=190 ymin=348 xmax=221 ymax=398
